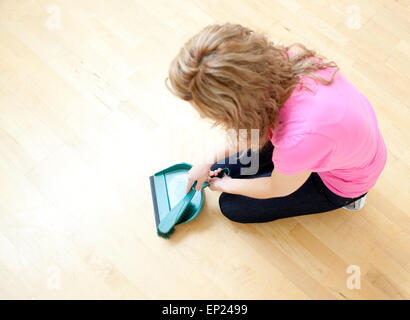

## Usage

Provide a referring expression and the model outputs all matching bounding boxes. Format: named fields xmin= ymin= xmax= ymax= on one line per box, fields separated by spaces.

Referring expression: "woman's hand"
xmin=186 ymin=163 xmax=212 ymax=193
xmin=208 ymin=173 xmax=232 ymax=192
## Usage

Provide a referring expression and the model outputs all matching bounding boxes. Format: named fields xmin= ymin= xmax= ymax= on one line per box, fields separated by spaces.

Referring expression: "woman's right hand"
xmin=186 ymin=163 xmax=212 ymax=193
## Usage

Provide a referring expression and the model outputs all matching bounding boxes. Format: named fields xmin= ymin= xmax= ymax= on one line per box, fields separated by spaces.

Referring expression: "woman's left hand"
xmin=208 ymin=174 xmax=232 ymax=192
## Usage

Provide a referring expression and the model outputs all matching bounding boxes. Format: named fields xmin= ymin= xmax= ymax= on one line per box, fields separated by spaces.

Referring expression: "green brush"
xmin=156 ymin=182 xmax=197 ymax=238
xmin=156 ymin=168 xmax=229 ymax=239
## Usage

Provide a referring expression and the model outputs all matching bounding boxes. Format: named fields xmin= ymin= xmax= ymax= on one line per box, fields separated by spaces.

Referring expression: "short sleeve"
xmin=272 ymin=133 xmax=336 ymax=175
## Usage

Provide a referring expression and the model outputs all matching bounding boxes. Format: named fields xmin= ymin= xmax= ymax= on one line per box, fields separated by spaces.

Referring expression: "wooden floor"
xmin=0 ymin=0 xmax=409 ymax=299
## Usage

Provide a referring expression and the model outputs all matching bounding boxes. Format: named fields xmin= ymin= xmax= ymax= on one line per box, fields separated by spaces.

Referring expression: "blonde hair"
xmin=166 ymin=23 xmax=339 ymax=150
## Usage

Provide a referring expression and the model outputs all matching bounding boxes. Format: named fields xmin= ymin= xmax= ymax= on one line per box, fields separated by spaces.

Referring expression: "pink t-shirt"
xmin=269 ymin=67 xmax=387 ymax=198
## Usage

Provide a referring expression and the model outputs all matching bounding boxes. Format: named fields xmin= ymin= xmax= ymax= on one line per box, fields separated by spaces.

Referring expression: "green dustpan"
xmin=149 ymin=162 xmax=229 ymax=232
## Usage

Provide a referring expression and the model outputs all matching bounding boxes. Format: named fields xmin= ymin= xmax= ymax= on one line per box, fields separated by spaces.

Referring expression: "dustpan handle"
xmin=201 ymin=167 xmax=230 ymax=189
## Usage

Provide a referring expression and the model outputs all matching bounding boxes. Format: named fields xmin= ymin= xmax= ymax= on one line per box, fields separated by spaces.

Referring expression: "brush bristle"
xmin=157 ymin=203 xmax=197 ymax=239
xmin=176 ymin=202 xmax=196 ymax=224
xmin=157 ymin=227 xmax=175 ymax=239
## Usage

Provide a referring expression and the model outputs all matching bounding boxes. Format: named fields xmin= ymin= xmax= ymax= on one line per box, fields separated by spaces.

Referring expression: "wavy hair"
xmin=166 ymin=23 xmax=339 ymax=150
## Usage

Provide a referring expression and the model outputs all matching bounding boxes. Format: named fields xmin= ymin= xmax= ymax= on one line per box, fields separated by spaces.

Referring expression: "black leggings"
xmin=211 ymin=144 xmax=366 ymax=223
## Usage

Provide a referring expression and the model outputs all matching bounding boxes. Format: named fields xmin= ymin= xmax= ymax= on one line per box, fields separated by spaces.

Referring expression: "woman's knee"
xmin=218 ymin=193 xmax=247 ymax=223
xmin=218 ymin=193 xmax=283 ymax=224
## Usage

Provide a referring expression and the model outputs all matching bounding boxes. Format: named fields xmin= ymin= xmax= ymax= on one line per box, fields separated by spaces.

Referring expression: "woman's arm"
xmin=209 ymin=169 xmax=311 ymax=199
xmin=186 ymin=140 xmax=245 ymax=193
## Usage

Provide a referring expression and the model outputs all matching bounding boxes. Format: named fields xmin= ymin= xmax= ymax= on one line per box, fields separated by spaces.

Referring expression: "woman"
xmin=166 ymin=23 xmax=387 ymax=223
